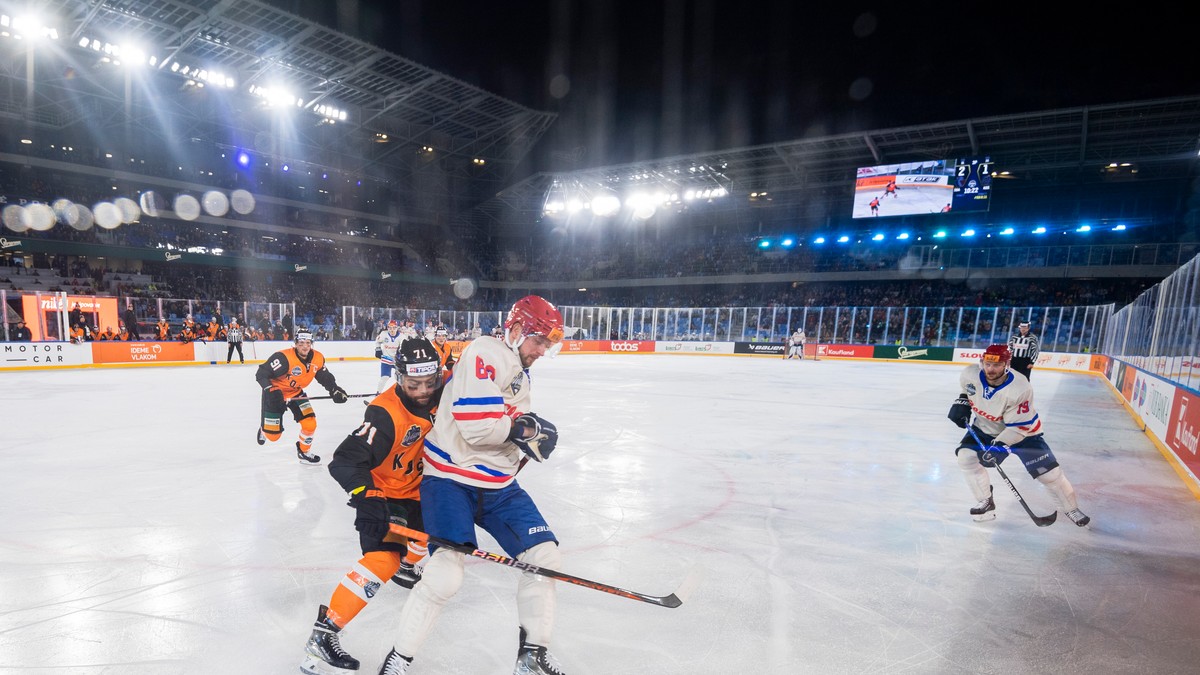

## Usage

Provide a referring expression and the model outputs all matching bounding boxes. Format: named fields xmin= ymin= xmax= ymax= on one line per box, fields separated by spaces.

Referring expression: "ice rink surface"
xmin=3 ymin=354 xmax=1200 ymax=674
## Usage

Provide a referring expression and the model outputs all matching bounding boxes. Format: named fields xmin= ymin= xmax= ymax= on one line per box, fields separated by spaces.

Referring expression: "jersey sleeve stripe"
xmin=1005 ymin=414 xmax=1038 ymax=427
xmin=453 ymin=395 xmax=505 ymax=406
xmin=452 ymin=411 xmax=505 ymax=420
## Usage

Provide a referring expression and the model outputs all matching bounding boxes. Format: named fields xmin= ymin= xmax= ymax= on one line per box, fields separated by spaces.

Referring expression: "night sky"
xmin=264 ymin=1 xmax=1192 ymax=171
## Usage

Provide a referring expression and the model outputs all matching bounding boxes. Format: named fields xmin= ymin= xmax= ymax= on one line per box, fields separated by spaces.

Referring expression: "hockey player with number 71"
xmin=946 ymin=344 xmax=1090 ymax=527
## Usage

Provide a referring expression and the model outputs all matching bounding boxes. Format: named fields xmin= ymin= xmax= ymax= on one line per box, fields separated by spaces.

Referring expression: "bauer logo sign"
xmin=92 ymin=341 xmax=195 ymax=364
xmin=733 ymin=342 xmax=785 ymax=355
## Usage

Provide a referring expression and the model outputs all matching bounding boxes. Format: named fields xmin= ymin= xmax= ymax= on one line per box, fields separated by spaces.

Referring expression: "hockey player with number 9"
xmin=946 ymin=344 xmax=1090 ymax=526
xmin=375 ymin=294 xmax=568 ymax=675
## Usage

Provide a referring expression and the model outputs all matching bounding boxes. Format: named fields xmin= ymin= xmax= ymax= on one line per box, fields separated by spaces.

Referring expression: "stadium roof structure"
xmin=0 ymin=0 xmax=556 ymax=189
xmin=468 ymin=95 xmax=1200 ymax=233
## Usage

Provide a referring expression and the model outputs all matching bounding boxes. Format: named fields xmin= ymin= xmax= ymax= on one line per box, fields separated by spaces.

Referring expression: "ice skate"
xmin=300 ymin=605 xmax=359 ymax=675
xmin=390 ymin=561 xmax=422 ymax=589
xmin=376 ymin=649 xmax=412 ymax=675
xmin=256 ymin=427 xmax=266 ymax=445
xmin=514 ymin=627 xmax=566 ymax=675
xmin=1065 ymin=508 xmax=1091 ymax=527
xmin=970 ymin=486 xmax=996 ymax=522
xmin=297 ymin=442 xmax=321 ymax=465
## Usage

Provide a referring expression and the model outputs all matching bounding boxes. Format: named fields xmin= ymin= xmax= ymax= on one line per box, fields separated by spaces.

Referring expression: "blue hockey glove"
xmin=947 ymin=395 xmax=971 ymax=428
xmin=508 ymin=413 xmax=558 ymax=462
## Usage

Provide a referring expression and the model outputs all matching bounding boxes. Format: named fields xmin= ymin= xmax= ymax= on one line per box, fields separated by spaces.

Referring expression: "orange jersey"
xmin=433 ymin=340 xmax=454 ymax=368
xmin=257 ymin=347 xmax=330 ymax=399
xmin=328 ymin=386 xmax=439 ymax=500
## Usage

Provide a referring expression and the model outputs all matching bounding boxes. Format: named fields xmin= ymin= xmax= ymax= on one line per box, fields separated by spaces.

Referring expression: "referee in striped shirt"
xmin=1007 ymin=321 xmax=1039 ymax=380
xmin=226 ymin=319 xmax=245 ymax=364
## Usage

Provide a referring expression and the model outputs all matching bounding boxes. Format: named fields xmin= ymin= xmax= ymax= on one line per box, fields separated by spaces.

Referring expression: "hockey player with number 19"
xmin=946 ymin=344 xmax=1090 ymax=526
xmin=375 ymin=320 xmax=404 ymax=394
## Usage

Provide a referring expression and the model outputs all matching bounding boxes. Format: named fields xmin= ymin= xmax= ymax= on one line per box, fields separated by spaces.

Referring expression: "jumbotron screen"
xmin=852 ymin=156 xmax=992 ymax=218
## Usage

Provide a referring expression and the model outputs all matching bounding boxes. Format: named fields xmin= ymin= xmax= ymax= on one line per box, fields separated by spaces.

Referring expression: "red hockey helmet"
xmin=504 ymin=295 xmax=564 ymax=344
xmin=981 ymin=344 xmax=1011 ymax=366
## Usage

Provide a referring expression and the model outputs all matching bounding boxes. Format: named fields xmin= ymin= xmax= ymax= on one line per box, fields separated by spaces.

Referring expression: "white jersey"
xmin=791 ymin=330 xmax=806 ymax=344
xmin=959 ymin=363 xmax=1043 ymax=446
xmin=375 ymin=329 xmax=403 ymax=361
xmin=423 ymin=335 xmax=531 ymax=488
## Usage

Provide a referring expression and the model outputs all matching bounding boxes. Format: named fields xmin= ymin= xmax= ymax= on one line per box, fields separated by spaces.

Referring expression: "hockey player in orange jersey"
xmin=299 ymin=337 xmax=445 ymax=675
xmin=431 ymin=328 xmax=456 ymax=374
xmin=255 ymin=329 xmax=349 ymax=464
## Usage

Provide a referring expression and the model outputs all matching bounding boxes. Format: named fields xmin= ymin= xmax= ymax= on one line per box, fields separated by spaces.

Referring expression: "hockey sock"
xmin=297 ymin=416 xmax=318 ymax=452
xmin=405 ymin=540 xmax=428 ymax=567
xmin=326 ymin=550 xmax=403 ymax=628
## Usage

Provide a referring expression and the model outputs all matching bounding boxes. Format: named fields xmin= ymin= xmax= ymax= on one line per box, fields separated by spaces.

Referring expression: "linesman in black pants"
xmin=226 ymin=318 xmax=245 ymax=364
xmin=1007 ymin=320 xmax=1040 ymax=380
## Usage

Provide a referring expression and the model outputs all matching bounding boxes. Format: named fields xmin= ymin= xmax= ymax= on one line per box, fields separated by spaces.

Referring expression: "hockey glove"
xmin=329 ymin=386 xmax=349 ymax=404
xmin=375 ymin=348 xmax=383 ymax=360
xmin=508 ymin=413 xmax=558 ymax=462
xmin=348 ymin=487 xmax=389 ymax=542
xmin=980 ymin=443 xmax=1009 ymax=467
xmin=947 ymin=395 xmax=972 ymax=428
xmin=263 ymin=386 xmax=286 ymax=410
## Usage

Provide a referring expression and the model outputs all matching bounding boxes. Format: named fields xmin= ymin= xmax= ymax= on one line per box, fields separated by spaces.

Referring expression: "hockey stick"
xmin=286 ymin=392 xmax=376 ymax=402
xmin=386 ymin=523 xmax=697 ymax=609
xmin=965 ymin=423 xmax=1057 ymax=527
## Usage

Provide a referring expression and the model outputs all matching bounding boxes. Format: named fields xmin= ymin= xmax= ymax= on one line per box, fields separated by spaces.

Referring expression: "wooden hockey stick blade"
xmin=388 ymin=523 xmax=691 ymax=609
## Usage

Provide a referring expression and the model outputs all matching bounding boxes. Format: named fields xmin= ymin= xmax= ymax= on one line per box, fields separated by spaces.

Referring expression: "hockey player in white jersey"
xmin=374 ymin=320 xmax=404 ymax=394
xmin=376 ymin=294 xmax=569 ymax=675
xmin=786 ymin=328 xmax=806 ymax=359
xmin=946 ymin=344 xmax=1090 ymax=526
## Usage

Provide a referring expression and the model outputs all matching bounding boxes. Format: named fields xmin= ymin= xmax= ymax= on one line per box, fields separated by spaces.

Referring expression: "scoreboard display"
xmin=951 ymin=156 xmax=993 ymax=212
xmin=852 ymin=157 xmax=995 ymax=219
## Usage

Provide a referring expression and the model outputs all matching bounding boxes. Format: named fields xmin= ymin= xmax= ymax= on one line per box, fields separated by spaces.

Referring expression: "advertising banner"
xmin=655 ymin=341 xmax=734 ymax=355
xmin=19 ymin=293 xmax=120 ymax=341
xmin=1166 ymin=388 xmax=1200 ymax=480
xmin=1127 ymin=371 xmax=1176 ymax=441
xmin=606 ymin=340 xmax=655 ymax=353
xmin=734 ymin=342 xmax=786 ymax=356
xmin=92 ymin=341 xmax=196 ymax=364
xmin=1 ymin=341 xmax=94 ymax=368
xmin=872 ymin=345 xmax=953 ymax=362
xmin=818 ymin=344 xmax=874 ymax=359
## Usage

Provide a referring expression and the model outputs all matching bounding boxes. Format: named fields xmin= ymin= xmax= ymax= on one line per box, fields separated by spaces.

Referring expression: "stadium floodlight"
xmin=837 ymin=236 xmax=850 ymax=243
xmin=871 ymin=233 xmax=884 ymax=241
xmin=759 ymin=240 xmax=771 ymax=249
xmin=933 ymin=230 xmax=947 ymax=238
xmin=896 ymin=232 xmax=909 ymax=240
xmin=814 ymin=237 xmax=826 ymax=244
xmin=591 ymin=193 xmax=620 ymax=216
xmin=1112 ymin=224 xmax=1127 ymax=231
xmin=1032 ymin=226 xmax=1047 ymax=234
xmin=1076 ymin=225 xmax=1091 ymax=232
xmin=999 ymin=227 xmax=1015 ymax=235
xmin=781 ymin=238 xmax=794 ymax=247
xmin=961 ymin=229 xmax=976 ymax=237
xmin=236 ymin=151 xmax=250 ymax=167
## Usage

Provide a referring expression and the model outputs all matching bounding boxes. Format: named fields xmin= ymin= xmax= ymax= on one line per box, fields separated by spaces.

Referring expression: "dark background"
xmin=266 ymin=1 xmax=1193 ymax=172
